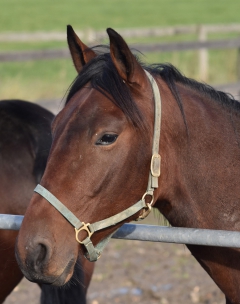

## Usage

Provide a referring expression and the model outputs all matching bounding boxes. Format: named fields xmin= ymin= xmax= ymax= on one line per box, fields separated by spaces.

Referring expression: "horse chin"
xmin=25 ymin=261 xmax=74 ymax=286
xmin=47 ymin=262 xmax=75 ymax=287
xmin=50 ymin=259 xmax=76 ymax=286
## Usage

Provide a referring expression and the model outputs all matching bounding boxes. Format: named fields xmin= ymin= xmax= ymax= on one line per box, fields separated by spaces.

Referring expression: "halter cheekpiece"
xmin=34 ymin=70 xmax=162 ymax=262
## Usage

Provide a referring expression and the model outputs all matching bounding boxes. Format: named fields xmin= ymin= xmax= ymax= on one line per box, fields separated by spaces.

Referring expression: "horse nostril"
xmin=32 ymin=240 xmax=52 ymax=272
xmin=36 ymin=243 xmax=47 ymax=267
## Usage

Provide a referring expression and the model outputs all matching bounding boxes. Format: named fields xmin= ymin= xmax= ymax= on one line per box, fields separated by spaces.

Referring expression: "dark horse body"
xmin=16 ymin=27 xmax=240 ymax=303
xmin=0 ymin=100 xmax=93 ymax=303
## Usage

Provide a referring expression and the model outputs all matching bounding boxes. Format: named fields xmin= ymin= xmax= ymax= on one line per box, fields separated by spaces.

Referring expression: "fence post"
xmin=237 ymin=47 xmax=240 ymax=97
xmin=198 ymin=25 xmax=208 ymax=82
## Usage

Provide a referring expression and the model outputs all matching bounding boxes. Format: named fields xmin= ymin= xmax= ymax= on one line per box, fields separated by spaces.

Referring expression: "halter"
xmin=34 ymin=70 xmax=162 ymax=262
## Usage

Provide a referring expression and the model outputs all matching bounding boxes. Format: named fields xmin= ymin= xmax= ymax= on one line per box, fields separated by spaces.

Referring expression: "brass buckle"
xmin=75 ymin=222 xmax=93 ymax=244
xmin=136 ymin=192 xmax=154 ymax=221
xmin=151 ymin=154 xmax=161 ymax=177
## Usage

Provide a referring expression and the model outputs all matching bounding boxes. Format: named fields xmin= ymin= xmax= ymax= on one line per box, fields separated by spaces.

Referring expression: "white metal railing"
xmin=2 ymin=214 xmax=240 ymax=248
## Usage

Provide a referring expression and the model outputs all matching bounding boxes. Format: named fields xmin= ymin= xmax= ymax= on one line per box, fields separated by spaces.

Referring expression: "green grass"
xmin=1 ymin=0 xmax=240 ymax=32
xmin=148 ymin=49 xmax=238 ymax=84
xmin=0 ymin=0 xmax=240 ymax=101
xmin=0 ymin=59 xmax=77 ymax=100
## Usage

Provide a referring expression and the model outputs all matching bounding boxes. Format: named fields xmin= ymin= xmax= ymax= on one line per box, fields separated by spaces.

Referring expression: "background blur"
xmin=1 ymin=0 xmax=240 ymax=303
xmin=1 ymin=0 xmax=240 ymax=102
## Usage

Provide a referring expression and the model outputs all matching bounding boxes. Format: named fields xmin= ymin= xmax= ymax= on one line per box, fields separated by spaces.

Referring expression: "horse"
xmin=0 ymin=99 xmax=94 ymax=303
xmin=15 ymin=26 xmax=240 ymax=304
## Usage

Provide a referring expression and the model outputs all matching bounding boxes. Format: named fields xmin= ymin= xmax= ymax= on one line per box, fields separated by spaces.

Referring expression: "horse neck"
xmin=155 ymin=81 xmax=240 ymax=230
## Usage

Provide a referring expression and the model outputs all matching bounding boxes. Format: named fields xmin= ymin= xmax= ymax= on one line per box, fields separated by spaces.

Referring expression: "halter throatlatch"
xmin=34 ymin=70 xmax=162 ymax=262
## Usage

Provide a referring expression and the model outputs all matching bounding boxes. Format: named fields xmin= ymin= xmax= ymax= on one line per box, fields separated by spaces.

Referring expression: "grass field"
xmin=0 ymin=0 xmax=240 ymax=101
xmin=1 ymin=0 xmax=240 ymax=31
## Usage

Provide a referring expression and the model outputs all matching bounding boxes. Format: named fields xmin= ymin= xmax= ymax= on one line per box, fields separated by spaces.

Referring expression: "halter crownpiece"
xmin=34 ymin=70 xmax=162 ymax=262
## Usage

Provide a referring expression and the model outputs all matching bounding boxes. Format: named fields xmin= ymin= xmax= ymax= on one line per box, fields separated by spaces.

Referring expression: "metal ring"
xmin=142 ymin=192 xmax=154 ymax=206
xmin=75 ymin=222 xmax=93 ymax=244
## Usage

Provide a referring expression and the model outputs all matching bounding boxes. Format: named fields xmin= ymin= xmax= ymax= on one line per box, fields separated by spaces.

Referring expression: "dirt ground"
xmin=4 ymin=214 xmax=225 ymax=304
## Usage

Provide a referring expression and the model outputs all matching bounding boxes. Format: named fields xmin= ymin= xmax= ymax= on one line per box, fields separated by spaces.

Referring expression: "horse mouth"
xmin=15 ymin=245 xmax=76 ymax=286
xmin=26 ymin=258 xmax=75 ymax=286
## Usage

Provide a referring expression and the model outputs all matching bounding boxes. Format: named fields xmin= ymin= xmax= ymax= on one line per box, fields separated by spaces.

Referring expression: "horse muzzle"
xmin=15 ymin=236 xmax=75 ymax=286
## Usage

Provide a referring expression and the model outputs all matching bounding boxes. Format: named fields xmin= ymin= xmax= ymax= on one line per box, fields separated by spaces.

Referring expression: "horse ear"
xmin=67 ymin=25 xmax=97 ymax=73
xmin=107 ymin=28 xmax=146 ymax=85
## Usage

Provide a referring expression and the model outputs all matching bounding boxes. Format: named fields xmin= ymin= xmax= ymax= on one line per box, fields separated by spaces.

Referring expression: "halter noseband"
xmin=34 ymin=70 xmax=162 ymax=262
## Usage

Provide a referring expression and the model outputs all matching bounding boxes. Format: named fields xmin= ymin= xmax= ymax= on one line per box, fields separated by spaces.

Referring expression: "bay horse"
xmin=15 ymin=26 xmax=240 ymax=304
xmin=0 ymin=99 xmax=93 ymax=303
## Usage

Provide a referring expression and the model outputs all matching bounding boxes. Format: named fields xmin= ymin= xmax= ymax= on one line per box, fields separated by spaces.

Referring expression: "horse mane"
xmin=146 ymin=62 xmax=239 ymax=110
xmin=66 ymin=47 xmax=145 ymax=129
xmin=66 ymin=45 xmax=239 ymax=129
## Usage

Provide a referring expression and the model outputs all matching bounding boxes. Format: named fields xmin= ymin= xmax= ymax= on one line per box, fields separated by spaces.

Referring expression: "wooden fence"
xmin=1 ymin=38 xmax=240 ymax=60
xmin=1 ymin=24 xmax=240 ymax=43
xmin=1 ymin=24 xmax=240 ymax=94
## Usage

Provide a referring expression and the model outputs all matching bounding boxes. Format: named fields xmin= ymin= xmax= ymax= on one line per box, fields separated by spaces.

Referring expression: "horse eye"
xmin=96 ymin=134 xmax=118 ymax=145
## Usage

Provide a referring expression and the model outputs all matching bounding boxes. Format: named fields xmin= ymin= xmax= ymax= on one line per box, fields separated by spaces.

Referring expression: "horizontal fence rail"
xmin=1 ymin=23 xmax=240 ymax=87
xmin=0 ymin=214 xmax=23 ymax=230
xmin=2 ymin=214 xmax=240 ymax=248
xmin=1 ymin=38 xmax=240 ymax=62
xmin=1 ymin=24 xmax=240 ymax=43
xmin=0 ymin=48 xmax=70 ymax=62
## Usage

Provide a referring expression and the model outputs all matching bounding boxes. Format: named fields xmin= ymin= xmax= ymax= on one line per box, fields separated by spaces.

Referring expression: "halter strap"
xmin=145 ymin=70 xmax=161 ymax=194
xmin=34 ymin=70 xmax=162 ymax=262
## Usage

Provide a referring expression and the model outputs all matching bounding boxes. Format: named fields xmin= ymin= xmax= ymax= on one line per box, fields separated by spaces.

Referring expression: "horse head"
xmin=15 ymin=26 xmax=161 ymax=285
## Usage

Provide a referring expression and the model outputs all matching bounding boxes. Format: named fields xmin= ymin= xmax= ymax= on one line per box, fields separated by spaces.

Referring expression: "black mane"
xmin=66 ymin=48 xmax=145 ymax=128
xmin=147 ymin=62 xmax=239 ymax=111
xmin=66 ymin=46 xmax=239 ymax=128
